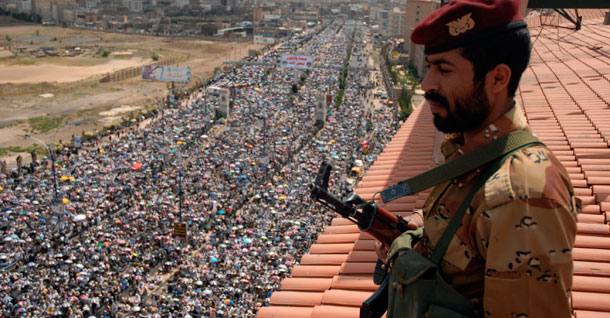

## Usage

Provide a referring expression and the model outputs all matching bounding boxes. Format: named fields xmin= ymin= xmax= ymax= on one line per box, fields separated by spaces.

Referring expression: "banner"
xmin=174 ymin=222 xmax=187 ymax=238
xmin=142 ymin=65 xmax=192 ymax=83
xmin=279 ymin=54 xmax=313 ymax=70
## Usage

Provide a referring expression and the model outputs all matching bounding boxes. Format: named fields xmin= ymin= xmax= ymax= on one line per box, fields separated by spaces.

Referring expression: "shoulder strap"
xmin=380 ymin=130 xmax=543 ymax=203
xmin=428 ymin=144 xmax=531 ymax=265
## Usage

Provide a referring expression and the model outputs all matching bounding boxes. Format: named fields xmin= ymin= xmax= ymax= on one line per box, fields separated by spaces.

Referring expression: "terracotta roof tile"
xmin=574 ymin=261 xmax=610 ymax=277
xmin=308 ymin=243 xmax=356 ymax=254
xmin=574 ymin=310 xmax=610 ymax=318
xmin=572 ymin=291 xmax=610 ymax=312
xmin=346 ymin=250 xmax=378 ymax=263
xmin=330 ymin=275 xmax=377 ymax=291
xmin=321 ymin=289 xmax=374 ymax=307
xmin=300 ymin=254 xmax=349 ymax=265
xmin=257 ymin=306 xmax=314 ymax=318
xmin=290 ymin=265 xmax=341 ymax=278
xmin=339 ymin=261 xmax=376 ymax=275
xmin=280 ymin=278 xmax=333 ymax=292
xmin=310 ymin=305 xmax=360 ymax=318
xmin=269 ymin=291 xmax=324 ymax=307
xmin=259 ymin=12 xmax=610 ymax=317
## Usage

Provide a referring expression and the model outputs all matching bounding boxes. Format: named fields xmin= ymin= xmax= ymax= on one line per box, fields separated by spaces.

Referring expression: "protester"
xmin=0 ymin=21 xmax=399 ymax=317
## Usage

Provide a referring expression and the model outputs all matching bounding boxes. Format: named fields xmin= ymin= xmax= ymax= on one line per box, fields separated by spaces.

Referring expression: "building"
xmin=293 ymin=10 xmax=319 ymax=21
xmin=388 ymin=7 xmax=406 ymax=37
xmin=253 ymin=26 xmax=290 ymax=45
xmin=253 ymin=7 xmax=263 ymax=22
xmin=19 ymin=0 xmax=32 ymax=13
xmin=406 ymin=0 xmax=440 ymax=77
xmin=122 ymin=0 xmax=143 ymax=12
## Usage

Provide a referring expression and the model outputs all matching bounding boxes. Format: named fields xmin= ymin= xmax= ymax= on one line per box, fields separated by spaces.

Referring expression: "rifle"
xmin=309 ymin=161 xmax=410 ymax=247
xmin=310 ymin=161 xmax=406 ymax=318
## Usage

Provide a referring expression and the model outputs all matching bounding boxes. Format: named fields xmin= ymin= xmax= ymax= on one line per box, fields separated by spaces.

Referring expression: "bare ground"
xmin=0 ymin=24 xmax=261 ymax=168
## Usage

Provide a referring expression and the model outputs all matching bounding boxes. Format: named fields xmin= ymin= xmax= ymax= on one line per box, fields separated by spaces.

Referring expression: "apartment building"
xmin=406 ymin=0 xmax=440 ymax=77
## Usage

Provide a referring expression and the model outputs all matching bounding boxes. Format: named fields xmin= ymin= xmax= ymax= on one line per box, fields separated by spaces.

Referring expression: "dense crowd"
xmin=0 ymin=20 xmax=400 ymax=317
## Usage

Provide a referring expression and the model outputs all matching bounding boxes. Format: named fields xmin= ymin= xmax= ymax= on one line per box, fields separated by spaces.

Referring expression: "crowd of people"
xmin=0 ymin=19 xmax=401 ymax=317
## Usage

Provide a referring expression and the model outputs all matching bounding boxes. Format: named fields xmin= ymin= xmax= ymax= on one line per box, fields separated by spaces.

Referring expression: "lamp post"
xmin=25 ymin=134 xmax=58 ymax=199
xmin=192 ymin=74 xmax=205 ymax=89
xmin=161 ymin=136 xmax=183 ymax=222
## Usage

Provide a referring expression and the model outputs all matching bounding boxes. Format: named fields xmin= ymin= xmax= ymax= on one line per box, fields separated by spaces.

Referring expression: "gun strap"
xmin=429 ymin=145 xmax=527 ymax=265
xmin=379 ymin=130 xmax=543 ymax=203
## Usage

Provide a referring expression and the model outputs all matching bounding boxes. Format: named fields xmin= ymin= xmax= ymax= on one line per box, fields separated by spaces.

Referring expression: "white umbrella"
xmin=73 ymin=214 xmax=87 ymax=222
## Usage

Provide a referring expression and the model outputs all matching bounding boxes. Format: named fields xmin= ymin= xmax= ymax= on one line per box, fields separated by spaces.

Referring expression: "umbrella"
xmin=73 ymin=214 xmax=86 ymax=222
xmin=210 ymin=257 xmax=218 ymax=263
xmin=218 ymin=210 xmax=225 ymax=215
xmin=203 ymin=289 xmax=212 ymax=295
xmin=130 ymin=162 xmax=143 ymax=171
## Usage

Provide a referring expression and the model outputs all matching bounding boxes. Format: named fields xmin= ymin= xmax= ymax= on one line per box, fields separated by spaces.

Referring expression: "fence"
xmin=99 ymin=57 xmax=186 ymax=83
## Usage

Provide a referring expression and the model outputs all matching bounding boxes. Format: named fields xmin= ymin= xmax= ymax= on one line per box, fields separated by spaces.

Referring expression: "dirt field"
xmin=0 ymin=23 xmax=261 ymax=168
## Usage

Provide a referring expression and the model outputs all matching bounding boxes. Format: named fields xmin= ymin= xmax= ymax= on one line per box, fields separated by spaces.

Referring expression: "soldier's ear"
xmin=486 ymin=63 xmax=512 ymax=95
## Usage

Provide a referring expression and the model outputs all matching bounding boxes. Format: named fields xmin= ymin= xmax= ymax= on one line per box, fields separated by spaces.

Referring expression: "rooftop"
xmin=259 ymin=11 xmax=610 ymax=318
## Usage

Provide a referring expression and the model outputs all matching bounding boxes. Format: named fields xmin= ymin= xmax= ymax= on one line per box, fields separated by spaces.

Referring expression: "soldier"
xmin=377 ymin=0 xmax=578 ymax=317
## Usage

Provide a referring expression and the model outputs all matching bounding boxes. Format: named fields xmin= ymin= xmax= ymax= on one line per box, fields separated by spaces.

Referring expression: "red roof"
xmin=259 ymin=12 xmax=610 ymax=318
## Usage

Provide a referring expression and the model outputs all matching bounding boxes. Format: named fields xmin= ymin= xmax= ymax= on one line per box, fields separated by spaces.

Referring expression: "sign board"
xmin=217 ymin=88 xmax=231 ymax=118
xmin=174 ymin=222 xmax=187 ymax=238
xmin=142 ymin=65 xmax=192 ymax=83
xmin=315 ymin=94 xmax=327 ymax=124
xmin=73 ymin=135 xmax=81 ymax=148
xmin=391 ymin=50 xmax=398 ymax=57
xmin=279 ymin=54 xmax=313 ymax=70
xmin=51 ymin=198 xmax=64 ymax=214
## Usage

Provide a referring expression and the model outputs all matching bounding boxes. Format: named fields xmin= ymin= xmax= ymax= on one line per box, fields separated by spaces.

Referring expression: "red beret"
xmin=411 ymin=0 xmax=527 ymax=55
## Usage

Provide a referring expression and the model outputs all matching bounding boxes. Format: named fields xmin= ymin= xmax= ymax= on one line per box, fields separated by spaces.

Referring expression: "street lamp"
xmin=192 ymin=73 xmax=205 ymax=89
xmin=161 ymin=136 xmax=184 ymax=222
xmin=25 ymin=134 xmax=58 ymax=199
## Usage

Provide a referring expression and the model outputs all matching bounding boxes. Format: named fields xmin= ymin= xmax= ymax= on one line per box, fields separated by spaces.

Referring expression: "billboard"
xmin=142 ymin=65 xmax=192 ymax=83
xmin=279 ymin=54 xmax=313 ymax=70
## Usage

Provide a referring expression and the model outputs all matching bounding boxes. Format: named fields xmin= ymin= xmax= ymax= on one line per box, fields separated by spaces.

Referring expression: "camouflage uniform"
xmin=400 ymin=104 xmax=578 ymax=317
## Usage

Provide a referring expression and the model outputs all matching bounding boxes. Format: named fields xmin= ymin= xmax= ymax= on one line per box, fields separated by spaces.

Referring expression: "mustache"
xmin=424 ymin=91 xmax=450 ymax=110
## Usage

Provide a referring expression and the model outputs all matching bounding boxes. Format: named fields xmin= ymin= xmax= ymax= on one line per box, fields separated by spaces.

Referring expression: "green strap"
xmin=429 ymin=144 xmax=538 ymax=265
xmin=380 ymin=130 xmax=542 ymax=203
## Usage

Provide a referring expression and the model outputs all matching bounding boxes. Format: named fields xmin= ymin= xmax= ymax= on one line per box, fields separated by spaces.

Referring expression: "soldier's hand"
xmin=375 ymin=240 xmax=389 ymax=262
xmin=405 ymin=212 xmax=423 ymax=230
xmin=376 ymin=212 xmax=424 ymax=263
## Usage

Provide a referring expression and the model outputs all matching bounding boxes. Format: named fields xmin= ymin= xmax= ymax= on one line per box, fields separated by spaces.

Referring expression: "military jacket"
xmin=415 ymin=105 xmax=578 ymax=317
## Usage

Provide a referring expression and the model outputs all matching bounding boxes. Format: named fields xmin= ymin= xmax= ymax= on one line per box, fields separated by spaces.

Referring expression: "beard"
xmin=425 ymin=82 xmax=490 ymax=134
